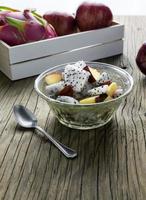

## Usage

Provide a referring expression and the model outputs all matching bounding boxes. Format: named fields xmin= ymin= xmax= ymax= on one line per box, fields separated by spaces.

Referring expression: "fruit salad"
xmin=44 ymin=61 xmax=123 ymax=104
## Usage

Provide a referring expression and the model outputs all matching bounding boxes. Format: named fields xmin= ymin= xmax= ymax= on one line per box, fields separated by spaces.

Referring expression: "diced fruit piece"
xmin=73 ymin=92 xmax=84 ymax=100
xmin=80 ymin=93 xmax=108 ymax=104
xmin=45 ymin=81 xmax=64 ymax=96
xmin=97 ymin=94 xmax=108 ymax=102
xmin=107 ymin=82 xmax=118 ymax=97
xmin=45 ymin=72 xmax=62 ymax=85
xmin=81 ymin=82 xmax=93 ymax=97
xmin=59 ymin=85 xmax=74 ymax=97
xmin=80 ymin=96 xmax=98 ymax=104
xmin=96 ymin=72 xmax=111 ymax=85
xmin=84 ymin=66 xmax=100 ymax=83
xmin=104 ymin=96 xmax=113 ymax=101
xmin=74 ymin=60 xmax=86 ymax=70
xmin=56 ymin=96 xmax=79 ymax=104
xmin=112 ymin=88 xmax=123 ymax=98
xmin=98 ymin=80 xmax=112 ymax=86
xmin=64 ymin=63 xmax=90 ymax=92
xmin=88 ymin=85 xmax=108 ymax=96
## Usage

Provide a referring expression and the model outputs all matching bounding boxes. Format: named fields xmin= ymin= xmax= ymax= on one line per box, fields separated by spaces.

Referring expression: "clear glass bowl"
xmin=34 ymin=62 xmax=133 ymax=130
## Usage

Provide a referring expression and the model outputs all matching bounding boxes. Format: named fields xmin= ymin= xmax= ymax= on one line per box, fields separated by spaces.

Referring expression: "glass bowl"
xmin=34 ymin=62 xmax=133 ymax=130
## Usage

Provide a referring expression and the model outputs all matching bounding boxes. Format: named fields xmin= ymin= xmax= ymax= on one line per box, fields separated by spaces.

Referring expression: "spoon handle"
xmin=35 ymin=126 xmax=77 ymax=159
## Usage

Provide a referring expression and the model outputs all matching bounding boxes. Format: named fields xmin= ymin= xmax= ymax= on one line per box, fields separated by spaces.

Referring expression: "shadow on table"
xmin=51 ymin=116 xmax=122 ymax=165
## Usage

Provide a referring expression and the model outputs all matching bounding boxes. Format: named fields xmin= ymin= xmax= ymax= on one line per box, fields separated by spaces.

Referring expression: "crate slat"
xmin=8 ymin=23 xmax=124 ymax=64
xmin=0 ymin=22 xmax=124 ymax=80
xmin=6 ymin=39 xmax=123 ymax=80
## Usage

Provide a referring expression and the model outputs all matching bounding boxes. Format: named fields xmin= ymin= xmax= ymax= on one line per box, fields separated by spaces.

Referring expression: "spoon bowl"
xmin=13 ymin=105 xmax=77 ymax=158
xmin=14 ymin=105 xmax=37 ymax=128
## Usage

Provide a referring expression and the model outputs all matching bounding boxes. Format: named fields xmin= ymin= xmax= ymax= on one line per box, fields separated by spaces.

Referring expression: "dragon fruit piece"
xmin=74 ymin=60 xmax=86 ymax=70
xmin=64 ymin=64 xmax=90 ymax=92
xmin=56 ymin=96 xmax=79 ymax=104
xmin=45 ymin=81 xmax=64 ymax=96
xmin=81 ymin=82 xmax=93 ymax=97
xmin=88 ymin=85 xmax=108 ymax=96
xmin=96 ymin=72 xmax=111 ymax=85
xmin=73 ymin=82 xmax=93 ymax=100
xmin=73 ymin=92 xmax=84 ymax=100
xmin=112 ymin=88 xmax=123 ymax=98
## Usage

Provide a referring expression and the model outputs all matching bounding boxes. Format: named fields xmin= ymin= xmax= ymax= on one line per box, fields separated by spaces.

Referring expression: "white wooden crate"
xmin=0 ymin=22 xmax=124 ymax=80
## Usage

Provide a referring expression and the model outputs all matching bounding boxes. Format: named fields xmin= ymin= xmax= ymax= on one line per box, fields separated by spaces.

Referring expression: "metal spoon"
xmin=13 ymin=105 xmax=77 ymax=159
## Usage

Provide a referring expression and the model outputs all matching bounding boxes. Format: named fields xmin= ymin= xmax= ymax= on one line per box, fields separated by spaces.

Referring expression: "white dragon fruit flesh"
xmin=96 ymin=72 xmax=111 ymax=85
xmin=74 ymin=60 xmax=86 ymax=70
xmin=45 ymin=81 xmax=64 ymax=96
xmin=81 ymin=82 xmax=93 ymax=97
xmin=88 ymin=85 xmax=108 ymax=96
xmin=56 ymin=96 xmax=79 ymax=104
xmin=64 ymin=64 xmax=90 ymax=93
xmin=74 ymin=82 xmax=93 ymax=100
xmin=112 ymin=88 xmax=123 ymax=98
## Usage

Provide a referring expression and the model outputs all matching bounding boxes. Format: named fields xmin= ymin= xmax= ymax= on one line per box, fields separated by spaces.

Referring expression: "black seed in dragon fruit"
xmin=45 ymin=81 xmax=64 ymax=96
xmin=88 ymin=85 xmax=108 ymax=96
xmin=56 ymin=96 xmax=79 ymax=104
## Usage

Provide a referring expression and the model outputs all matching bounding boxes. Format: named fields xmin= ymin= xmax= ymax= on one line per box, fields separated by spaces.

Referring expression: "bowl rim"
xmin=34 ymin=61 xmax=134 ymax=107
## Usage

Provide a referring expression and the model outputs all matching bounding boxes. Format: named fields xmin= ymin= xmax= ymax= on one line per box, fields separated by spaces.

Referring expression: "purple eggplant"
xmin=0 ymin=24 xmax=25 ymax=46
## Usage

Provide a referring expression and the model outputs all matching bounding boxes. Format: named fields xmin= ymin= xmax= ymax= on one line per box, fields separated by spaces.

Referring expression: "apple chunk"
xmin=80 ymin=96 xmax=97 ymax=104
xmin=45 ymin=72 xmax=62 ymax=85
xmin=84 ymin=66 xmax=100 ymax=83
xmin=96 ymin=94 xmax=108 ymax=102
xmin=80 ymin=94 xmax=108 ymax=104
xmin=107 ymin=82 xmax=118 ymax=97
xmin=59 ymin=85 xmax=74 ymax=97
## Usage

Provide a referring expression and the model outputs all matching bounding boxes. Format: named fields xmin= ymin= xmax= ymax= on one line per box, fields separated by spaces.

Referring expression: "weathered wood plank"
xmin=0 ymin=16 xmax=146 ymax=200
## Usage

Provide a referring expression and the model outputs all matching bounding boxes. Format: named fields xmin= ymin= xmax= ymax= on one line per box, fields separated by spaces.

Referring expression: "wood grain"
xmin=0 ymin=16 xmax=146 ymax=200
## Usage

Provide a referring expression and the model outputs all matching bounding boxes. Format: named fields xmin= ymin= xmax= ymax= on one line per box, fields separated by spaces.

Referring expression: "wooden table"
xmin=0 ymin=16 xmax=146 ymax=200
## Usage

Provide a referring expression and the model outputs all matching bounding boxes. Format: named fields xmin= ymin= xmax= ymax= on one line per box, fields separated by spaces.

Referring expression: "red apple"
xmin=43 ymin=11 xmax=77 ymax=36
xmin=76 ymin=2 xmax=113 ymax=31
xmin=136 ymin=42 xmax=146 ymax=75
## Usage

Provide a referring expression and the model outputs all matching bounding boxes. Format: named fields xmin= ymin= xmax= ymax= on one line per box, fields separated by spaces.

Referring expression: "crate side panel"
xmin=9 ymin=40 xmax=123 ymax=80
xmin=0 ymin=43 xmax=12 ymax=79
xmin=8 ymin=24 xmax=124 ymax=64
